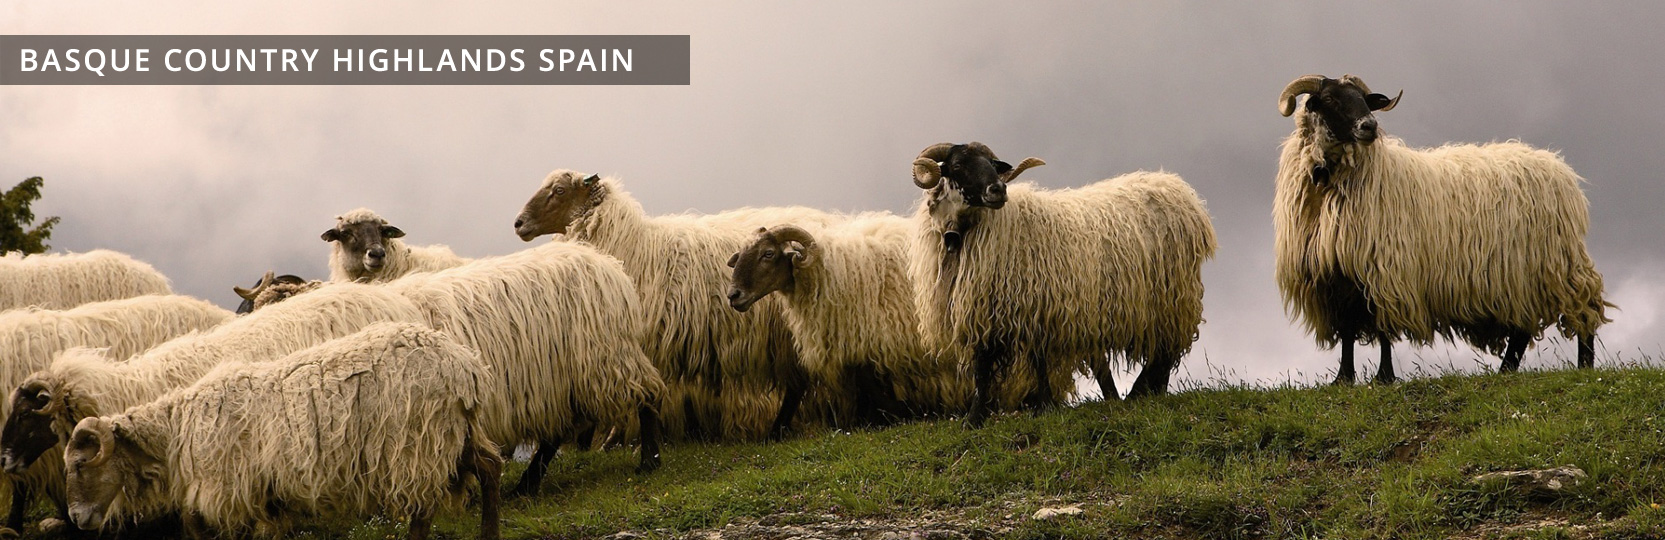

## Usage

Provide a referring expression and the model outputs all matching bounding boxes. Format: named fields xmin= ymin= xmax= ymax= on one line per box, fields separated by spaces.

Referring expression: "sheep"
xmin=0 ymin=250 xmax=171 ymax=311
xmin=323 ymin=208 xmax=469 ymax=283
xmin=61 ymin=321 xmax=501 ymax=540
xmin=513 ymin=170 xmax=850 ymax=441
xmin=385 ymin=240 xmax=665 ymax=496
xmin=1273 ymin=74 xmax=1611 ymax=383
xmin=725 ymin=221 xmax=970 ymax=424
xmin=231 ymin=272 xmax=315 ymax=314
xmin=0 ymin=281 xmax=430 ymax=513
xmin=0 ymin=294 xmax=232 ymax=535
xmin=908 ymin=142 xmax=1217 ymax=427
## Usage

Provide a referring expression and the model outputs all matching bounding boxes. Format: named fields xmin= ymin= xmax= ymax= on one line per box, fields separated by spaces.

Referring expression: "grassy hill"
xmin=39 ymin=363 xmax=1665 ymax=539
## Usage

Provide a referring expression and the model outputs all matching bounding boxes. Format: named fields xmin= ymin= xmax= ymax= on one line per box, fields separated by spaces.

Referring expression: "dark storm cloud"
xmin=1 ymin=1 xmax=1659 ymax=387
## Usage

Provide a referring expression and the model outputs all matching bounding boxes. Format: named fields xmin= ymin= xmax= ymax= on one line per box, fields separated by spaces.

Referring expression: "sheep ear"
xmin=1368 ymin=90 xmax=1402 ymax=112
xmin=381 ymin=225 xmax=405 ymax=239
xmin=726 ymin=252 xmax=739 ymax=268
xmin=582 ymin=174 xmax=600 ymax=186
xmin=992 ymin=160 xmax=1013 ymax=175
xmin=320 ymin=229 xmax=341 ymax=242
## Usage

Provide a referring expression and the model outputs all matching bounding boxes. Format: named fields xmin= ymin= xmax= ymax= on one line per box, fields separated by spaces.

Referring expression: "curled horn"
xmin=912 ymin=143 xmax=956 ymax=189
xmin=82 ymin=421 xmax=115 ymax=468
xmin=21 ymin=381 xmax=61 ymax=417
xmin=767 ymin=225 xmax=818 ymax=267
xmin=1003 ymin=157 xmax=1047 ymax=182
xmin=1278 ymin=74 xmax=1327 ymax=117
xmin=232 ymin=271 xmax=277 ymax=302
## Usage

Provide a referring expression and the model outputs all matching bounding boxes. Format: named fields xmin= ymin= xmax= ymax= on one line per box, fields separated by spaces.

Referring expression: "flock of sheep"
xmin=0 ymin=74 xmax=1610 ymax=539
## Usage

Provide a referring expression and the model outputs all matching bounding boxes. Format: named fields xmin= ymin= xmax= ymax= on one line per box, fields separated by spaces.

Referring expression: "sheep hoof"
xmin=1373 ymin=374 xmax=1398 ymax=385
xmin=1330 ymin=374 xmax=1355 ymax=387
xmin=37 ymin=518 xmax=66 ymax=535
xmin=507 ymin=479 xmax=541 ymax=499
xmin=963 ymin=411 xmax=988 ymax=429
xmin=636 ymin=453 xmax=661 ymax=474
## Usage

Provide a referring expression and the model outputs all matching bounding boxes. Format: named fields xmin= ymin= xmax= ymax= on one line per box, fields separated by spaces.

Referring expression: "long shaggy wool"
xmin=910 ymin=173 xmax=1216 ymax=408
xmin=84 ymin=322 xmax=496 ymax=535
xmin=1274 ymin=112 xmax=1609 ymax=352
xmin=555 ymin=176 xmax=847 ymax=440
xmin=387 ymin=241 xmax=665 ymax=448
xmin=327 ymin=208 xmax=470 ymax=283
xmin=0 ymin=295 xmax=232 ymax=517
xmin=18 ymin=282 xmax=429 ymax=468
xmin=771 ymin=215 xmax=970 ymax=415
xmin=0 ymin=250 xmax=171 ymax=311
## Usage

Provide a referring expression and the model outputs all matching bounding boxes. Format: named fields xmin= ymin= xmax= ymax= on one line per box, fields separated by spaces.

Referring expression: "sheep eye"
xmin=762 ymin=250 xmax=775 ymax=259
xmin=554 ymin=186 xmax=566 ymax=196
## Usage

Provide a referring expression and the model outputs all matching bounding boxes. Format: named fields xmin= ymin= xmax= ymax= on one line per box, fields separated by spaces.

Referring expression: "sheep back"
xmin=0 ymin=250 xmax=171 ymax=311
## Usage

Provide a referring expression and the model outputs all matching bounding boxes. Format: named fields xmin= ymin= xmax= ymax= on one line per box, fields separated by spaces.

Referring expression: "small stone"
xmin=1031 ymin=505 xmax=1083 ymax=520
xmin=1471 ymin=465 xmax=1588 ymax=497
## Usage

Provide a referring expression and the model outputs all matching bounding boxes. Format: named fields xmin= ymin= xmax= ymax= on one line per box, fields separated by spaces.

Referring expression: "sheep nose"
xmin=1359 ymin=118 xmax=1378 ymax=133
xmin=368 ymin=247 xmax=386 ymax=259
xmin=726 ymin=289 xmax=742 ymax=302
xmin=514 ymin=218 xmax=525 ymax=229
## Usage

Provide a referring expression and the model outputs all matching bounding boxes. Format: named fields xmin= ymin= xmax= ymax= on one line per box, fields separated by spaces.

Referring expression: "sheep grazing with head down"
xmin=1274 ymin=74 xmax=1611 ymax=383
xmin=231 ymin=272 xmax=317 ymax=314
xmin=513 ymin=170 xmax=848 ymax=441
xmin=909 ymin=142 xmax=1216 ymax=427
xmin=386 ymin=241 xmax=666 ymax=497
xmin=62 ymin=321 xmax=501 ymax=540
xmin=0 ymin=295 xmax=233 ymax=535
xmin=0 ymin=280 xmax=431 ymax=520
xmin=0 ymin=250 xmax=171 ymax=311
xmin=322 ymin=208 xmax=470 ymax=283
xmin=726 ymin=220 xmax=969 ymax=424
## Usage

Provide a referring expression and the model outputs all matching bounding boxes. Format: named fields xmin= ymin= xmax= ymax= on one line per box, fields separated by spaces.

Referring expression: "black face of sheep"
xmin=515 ymin=171 xmax=601 ymax=241
xmin=1279 ymin=74 xmax=1402 ymax=145
xmin=0 ymin=382 xmax=61 ymax=473
xmin=64 ymin=418 xmax=164 ymax=532
xmin=725 ymin=226 xmax=816 ymax=313
xmin=911 ymin=142 xmax=1045 ymax=210
xmin=232 ymin=272 xmax=309 ymax=314
xmin=321 ymin=219 xmax=405 ymax=274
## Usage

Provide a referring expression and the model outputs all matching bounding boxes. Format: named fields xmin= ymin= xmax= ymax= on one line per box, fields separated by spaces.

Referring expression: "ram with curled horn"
xmin=905 ymin=140 xmax=1217 ymax=427
xmin=1271 ymin=73 xmax=1609 ymax=385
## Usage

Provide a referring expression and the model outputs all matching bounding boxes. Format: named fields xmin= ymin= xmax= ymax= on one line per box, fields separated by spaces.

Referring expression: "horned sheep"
xmin=0 ymin=250 xmax=171 ymax=311
xmin=231 ymin=272 xmax=317 ymax=314
xmin=62 ymin=322 xmax=501 ymax=540
xmin=0 ymin=295 xmax=232 ymax=534
xmin=513 ymin=170 xmax=848 ymax=441
xmin=1273 ymin=74 xmax=1610 ymax=383
xmin=323 ymin=208 xmax=470 ymax=283
xmin=726 ymin=220 xmax=970 ymax=423
xmin=385 ymin=240 xmax=666 ymax=496
xmin=908 ymin=142 xmax=1217 ymax=426
xmin=0 ymin=282 xmax=430 ymax=499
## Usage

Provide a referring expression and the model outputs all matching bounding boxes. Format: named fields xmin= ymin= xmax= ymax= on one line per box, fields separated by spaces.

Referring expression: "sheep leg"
xmin=637 ymin=403 xmax=663 ymax=473
xmin=1578 ymin=333 xmax=1596 ymax=369
xmin=767 ymin=384 xmax=806 ymax=441
xmin=508 ymin=437 xmax=562 ymax=498
xmin=572 ymin=425 xmax=597 ymax=452
xmin=407 ymin=508 xmax=434 ymax=540
xmin=1372 ymin=340 xmax=1397 ymax=384
xmin=1094 ymin=361 xmax=1119 ymax=401
xmin=1499 ymin=333 xmax=1530 ymax=373
xmin=1333 ymin=336 xmax=1357 ymax=386
xmin=1023 ymin=351 xmax=1055 ymax=413
xmin=5 ymin=482 xmax=29 ymax=532
xmin=180 ymin=512 xmax=211 ymax=540
xmin=681 ymin=397 xmax=709 ymax=442
xmin=466 ymin=436 xmax=503 ymax=540
xmin=1128 ymin=352 xmax=1178 ymax=399
xmin=965 ymin=344 xmax=1001 ymax=428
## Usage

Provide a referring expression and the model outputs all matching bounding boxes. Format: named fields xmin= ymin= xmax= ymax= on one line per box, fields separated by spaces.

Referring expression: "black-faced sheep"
xmin=62 ymin=322 xmax=501 ymax=540
xmin=726 ymin=221 xmax=969 ymax=424
xmin=0 ymin=295 xmax=232 ymax=535
xmin=0 ymin=250 xmax=171 ymax=311
xmin=386 ymin=241 xmax=666 ymax=496
xmin=323 ymin=208 xmax=469 ymax=283
xmin=513 ymin=170 xmax=848 ymax=441
xmin=231 ymin=272 xmax=314 ymax=314
xmin=909 ymin=142 xmax=1216 ymax=426
xmin=1274 ymin=74 xmax=1610 ymax=383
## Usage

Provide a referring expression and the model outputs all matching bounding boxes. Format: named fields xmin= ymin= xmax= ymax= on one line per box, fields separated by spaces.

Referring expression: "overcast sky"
xmin=2 ymin=1 xmax=1660 ymax=388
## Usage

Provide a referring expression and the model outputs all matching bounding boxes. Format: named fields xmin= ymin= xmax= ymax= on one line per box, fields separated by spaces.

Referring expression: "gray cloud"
xmin=3 ymin=1 xmax=1660 ymax=388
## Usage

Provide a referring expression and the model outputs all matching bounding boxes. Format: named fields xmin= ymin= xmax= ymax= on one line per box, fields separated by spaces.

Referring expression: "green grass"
xmin=27 ymin=365 xmax=1665 ymax=539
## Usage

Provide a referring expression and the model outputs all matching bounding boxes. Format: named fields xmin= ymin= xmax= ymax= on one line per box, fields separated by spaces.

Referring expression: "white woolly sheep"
xmin=0 ymin=295 xmax=232 ymax=534
xmin=323 ymin=208 xmax=469 ymax=283
xmin=386 ymin=240 xmax=666 ymax=497
xmin=725 ymin=220 xmax=970 ymax=424
xmin=513 ymin=170 xmax=849 ymax=441
xmin=0 ymin=281 xmax=431 ymax=509
xmin=909 ymin=142 xmax=1217 ymax=426
xmin=62 ymin=321 xmax=501 ymax=540
xmin=0 ymin=250 xmax=171 ymax=311
xmin=1273 ymin=74 xmax=1610 ymax=383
